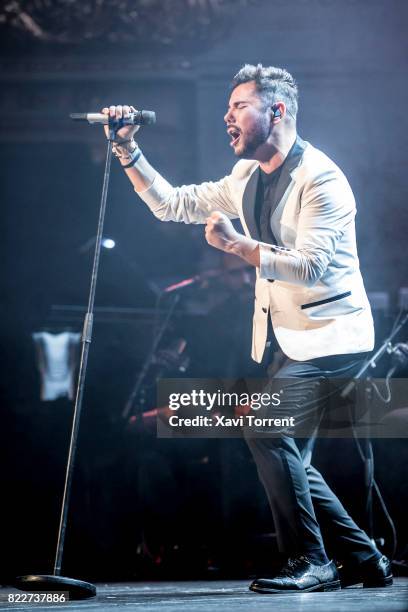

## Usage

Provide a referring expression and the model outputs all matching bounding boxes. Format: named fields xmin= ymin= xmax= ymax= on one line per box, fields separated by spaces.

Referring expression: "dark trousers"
xmin=244 ymin=353 xmax=379 ymax=564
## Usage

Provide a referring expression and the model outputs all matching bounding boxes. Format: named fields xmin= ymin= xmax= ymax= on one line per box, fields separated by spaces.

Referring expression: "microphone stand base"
xmin=14 ymin=575 xmax=96 ymax=600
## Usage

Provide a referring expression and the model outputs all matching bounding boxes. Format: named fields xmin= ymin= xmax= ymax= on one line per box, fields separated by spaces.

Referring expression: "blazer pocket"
xmin=301 ymin=291 xmax=352 ymax=310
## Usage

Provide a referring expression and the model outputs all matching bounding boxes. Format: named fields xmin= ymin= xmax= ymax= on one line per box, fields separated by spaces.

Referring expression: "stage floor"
xmin=1 ymin=578 xmax=408 ymax=611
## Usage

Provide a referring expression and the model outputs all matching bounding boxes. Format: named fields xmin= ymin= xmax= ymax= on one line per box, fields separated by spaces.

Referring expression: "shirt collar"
xmin=260 ymin=134 xmax=306 ymax=185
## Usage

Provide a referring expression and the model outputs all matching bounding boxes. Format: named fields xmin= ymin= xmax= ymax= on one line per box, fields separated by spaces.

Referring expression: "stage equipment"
xmin=122 ymin=293 xmax=180 ymax=421
xmin=32 ymin=331 xmax=80 ymax=401
xmin=15 ymin=115 xmax=130 ymax=600
xmin=341 ymin=311 xmax=408 ymax=556
xmin=162 ymin=269 xmax=221 ymax=294
xmin=398 ymin=287 xmax=408 ymax=311
xmin=162 ymin=262 xmax=252 ymax=294
xmin=122 ymin=261 xmax=252 ymax=421
xmin=367 ymin=291 xmax=390 ymax=314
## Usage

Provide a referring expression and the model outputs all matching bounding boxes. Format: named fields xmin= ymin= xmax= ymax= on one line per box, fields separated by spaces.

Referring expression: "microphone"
xmin=70 ymin=110 xmax=156 ymax=126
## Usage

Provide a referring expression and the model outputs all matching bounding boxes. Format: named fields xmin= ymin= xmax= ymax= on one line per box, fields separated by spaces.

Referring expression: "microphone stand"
xmin=15 ymin=124 xmax=119 ymax=600
xmin=341 ymin=310 xmax=408 ymax=543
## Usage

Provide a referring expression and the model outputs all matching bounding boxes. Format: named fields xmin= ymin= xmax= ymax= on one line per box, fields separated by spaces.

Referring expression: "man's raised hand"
xmin=102 ymin=105 xmax=140 ymax=142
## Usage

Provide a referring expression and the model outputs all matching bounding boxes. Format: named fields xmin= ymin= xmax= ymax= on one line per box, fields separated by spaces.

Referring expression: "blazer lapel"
xmin=271 ymin=137 xmax=308 ymax=243
xmin=242 ymin=166 xmax=262 ymax=241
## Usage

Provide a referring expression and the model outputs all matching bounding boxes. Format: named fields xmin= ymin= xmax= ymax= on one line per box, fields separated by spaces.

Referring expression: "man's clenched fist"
xmin=205 ymin=211 xmax=260 ymax=268
xmin=205 ymin=211 xmax=239 ymax=253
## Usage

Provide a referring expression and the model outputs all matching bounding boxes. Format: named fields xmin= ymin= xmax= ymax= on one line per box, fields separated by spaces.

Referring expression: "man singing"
xmin=103 ymin=64 xmax=392 ymax=593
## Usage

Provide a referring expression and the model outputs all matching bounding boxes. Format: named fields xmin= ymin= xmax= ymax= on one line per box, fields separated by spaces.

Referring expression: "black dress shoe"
xmin=249 ymin=556 xmax=341 ymax=594
xmin=338 ymin=554 xmax=393 ymax=588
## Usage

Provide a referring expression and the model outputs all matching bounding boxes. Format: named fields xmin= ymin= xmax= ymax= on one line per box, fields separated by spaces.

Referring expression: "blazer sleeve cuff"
xmin=259 ymin=243 xmax=278 ymax=280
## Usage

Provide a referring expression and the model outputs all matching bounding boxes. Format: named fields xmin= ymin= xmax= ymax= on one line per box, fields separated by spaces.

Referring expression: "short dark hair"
xmin=231 ymin=64 xmax=298 ymax=119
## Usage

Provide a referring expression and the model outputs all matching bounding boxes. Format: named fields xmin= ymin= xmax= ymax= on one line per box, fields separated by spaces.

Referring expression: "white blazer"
xmin=136 ymin=140 xmax=374 ymax=362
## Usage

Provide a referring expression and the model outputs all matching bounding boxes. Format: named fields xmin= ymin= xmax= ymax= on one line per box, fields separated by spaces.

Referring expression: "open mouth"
xmin=227 ymin=127 xmax=241 ymax=147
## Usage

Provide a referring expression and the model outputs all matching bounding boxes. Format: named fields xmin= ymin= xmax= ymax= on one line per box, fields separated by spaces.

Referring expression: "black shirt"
xmin=257 ymin=165 xmax=283 ymax=244
xmin=255 ymin=135 xmax=306 ymax=245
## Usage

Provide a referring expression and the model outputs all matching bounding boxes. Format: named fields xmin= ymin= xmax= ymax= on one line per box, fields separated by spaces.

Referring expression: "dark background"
xmin=1 ymin=0 xmax=407 ymax=583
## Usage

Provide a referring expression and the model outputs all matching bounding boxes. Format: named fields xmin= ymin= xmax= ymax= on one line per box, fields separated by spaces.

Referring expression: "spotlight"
xmin=102 ymin=238 xmax=115 ymax=249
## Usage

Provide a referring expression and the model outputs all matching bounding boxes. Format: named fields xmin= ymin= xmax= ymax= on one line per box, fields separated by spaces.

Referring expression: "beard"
xmin=233 ymin=116 xmax=271 ymax=159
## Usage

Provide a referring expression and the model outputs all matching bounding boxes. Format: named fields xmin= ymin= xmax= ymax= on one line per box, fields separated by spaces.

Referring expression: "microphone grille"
xmin=140 ymin=111 xmax=156 ymax=125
